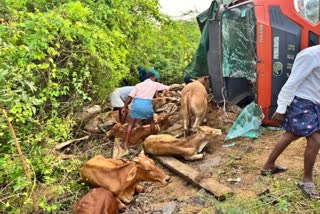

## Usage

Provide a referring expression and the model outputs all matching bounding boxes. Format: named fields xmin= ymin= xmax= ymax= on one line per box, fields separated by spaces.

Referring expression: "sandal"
xmin=297 ymin=182 xmax=320 ymax=199
xmin=261 ymin=165 xmax=288 ymax=176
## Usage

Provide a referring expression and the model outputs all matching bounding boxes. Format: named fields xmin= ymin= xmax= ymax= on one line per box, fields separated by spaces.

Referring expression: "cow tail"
xmin=186 ymin=94 xmax=191 ymax=116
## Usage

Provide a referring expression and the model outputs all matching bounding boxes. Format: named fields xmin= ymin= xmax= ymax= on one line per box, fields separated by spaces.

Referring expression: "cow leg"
xmin=118 ymin=190 xmax=134 ymax=204
xmin=197 ymin=140 xmax=209 ymax=153
xmin=135 ymin=184 xmax=145 ymax=193
xmin=183 ymin=118 xmax=190 ymax=138
xmin=190 ymin=117 xmax=200 ymax=133
xmin=116 ymin=198 xmax=127 ymax=212
xmin=148 ymin=118 xmax=157 ymax=134
xmin=191 ymin=112 xmax=206 ymax=132
xmin=183 ymin=153 xmax=204 ymax=160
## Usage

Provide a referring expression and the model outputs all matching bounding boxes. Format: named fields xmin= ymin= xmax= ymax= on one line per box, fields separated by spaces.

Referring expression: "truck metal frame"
xmin=207 ymin=0 xmax=320 ymax=125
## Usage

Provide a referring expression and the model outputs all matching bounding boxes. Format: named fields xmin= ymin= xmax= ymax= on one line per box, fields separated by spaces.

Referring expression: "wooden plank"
xmin=154 ymin=156 xmax=232 ymax=200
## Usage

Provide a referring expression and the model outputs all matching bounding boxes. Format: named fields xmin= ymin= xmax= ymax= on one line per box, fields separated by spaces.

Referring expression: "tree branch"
xmin=54 ymin=135 xmax=90 ymax=150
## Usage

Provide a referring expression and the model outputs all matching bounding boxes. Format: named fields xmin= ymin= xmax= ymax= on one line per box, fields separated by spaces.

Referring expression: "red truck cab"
xmin=208 ymin=0 xmax=320 ymax=125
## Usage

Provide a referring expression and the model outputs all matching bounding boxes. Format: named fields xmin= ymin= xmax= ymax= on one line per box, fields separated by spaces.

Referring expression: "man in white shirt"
xmin=109 ymin=86 xmax=134 ymax=124
xmin=262 ymin=45 xmax=320 ymax=199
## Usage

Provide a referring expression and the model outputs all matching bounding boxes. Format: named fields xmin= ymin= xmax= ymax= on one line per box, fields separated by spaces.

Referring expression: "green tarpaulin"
xmin=225 ymin=102 xmax=264 ymax=141
xmin=184 ymin=0 xmax=235 ymax=82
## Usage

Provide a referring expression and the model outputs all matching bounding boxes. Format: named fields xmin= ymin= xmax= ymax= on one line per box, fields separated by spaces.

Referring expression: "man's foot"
xmin=261 ymin=165 xmax=288 ymax=176
xmin=297 ymin=182 xmax=320 ymax=199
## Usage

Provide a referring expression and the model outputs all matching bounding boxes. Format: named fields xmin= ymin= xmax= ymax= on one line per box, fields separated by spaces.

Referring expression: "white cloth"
xmin=276 ymin=45 xmax=320 ymax=114
xmin=110 ymin=86 xmax=134 ymax=108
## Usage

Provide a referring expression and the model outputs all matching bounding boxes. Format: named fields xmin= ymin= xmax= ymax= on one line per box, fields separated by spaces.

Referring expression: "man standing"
xmin=109 ymin=86 xmax=134 ymax=124
xmin=121 ymin=72 xmax=170 ymax=151
xmin=262 ymin=45 xmax=320 ymax=199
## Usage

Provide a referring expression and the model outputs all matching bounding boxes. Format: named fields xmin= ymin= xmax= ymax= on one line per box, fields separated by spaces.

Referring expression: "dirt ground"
xmin=72 ymin=102 xmax=320 ymax=214
xmin=118 ymin=107 xmax=320 ymax=214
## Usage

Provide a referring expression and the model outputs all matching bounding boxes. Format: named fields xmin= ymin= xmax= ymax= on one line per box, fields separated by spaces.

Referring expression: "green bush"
xmin=0 ymin=0 xmax=200 ymax=212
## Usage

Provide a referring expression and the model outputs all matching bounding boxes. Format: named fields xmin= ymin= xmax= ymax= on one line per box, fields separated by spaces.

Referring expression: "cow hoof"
xmin=183 ymin=153 xmax=204 ymax=160
xmin=197 ymin=141 xmax=208 ymax=153
xmin=119 ymin=196 xmax=132 ymax=204
xmin=117 ymin=199 xmax=127 ymax=212
xmin=184 ymin=129 xmax=189 ymax=138
xmin=175 ymin=132 xmax=184 ymax=138
xmin=190 ymin=128 xmax=198 ymax=135
xmin=135 ymin=184 xmax=145 ymax=193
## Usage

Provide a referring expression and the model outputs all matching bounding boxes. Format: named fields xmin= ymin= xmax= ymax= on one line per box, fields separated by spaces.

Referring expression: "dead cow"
xmin=80 ymin=152 xmax=170 ymax=205
xmin=73 ymin=188 xmax=121 ymax=214
xmin=181 ymin=76 xmax=209 ymax=136
xmin=107 ymin=123 xmax=159 ymax=145
xmin=144 ymin=126 xmax=222 ymax=160
xmin=153 ymin=97 xmax=180 ymax=110
xmin=107 ymin=113 xmax=172 ymax=145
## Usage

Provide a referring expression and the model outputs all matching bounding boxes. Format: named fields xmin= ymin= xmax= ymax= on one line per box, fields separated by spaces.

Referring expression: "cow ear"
xmin=126 ymin=167 xmax=137 ymax=182
xmin=190 ymin=79 xmax=196 ymax=82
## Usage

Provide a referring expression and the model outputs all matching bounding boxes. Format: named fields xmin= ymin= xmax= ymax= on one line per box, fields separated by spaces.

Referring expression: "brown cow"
xmin=107 ymin=113 xmax=172 ymax=145
xmin=181 ymin=76 xmax=209 ymax=137
xmin=107 ymin=122 xmax=160 ymax=146
xmin=153 ymin=97 xmax=180 ymax=110
xmin=79 ymin=152 xmax=170 ymax=205
xmin=156 ymin=90 xmax=176 ymax=98
xmin=73 ymin=188 xmax=122 ymax=214
xmin=144 ymin=126 xmax=222 ymax=160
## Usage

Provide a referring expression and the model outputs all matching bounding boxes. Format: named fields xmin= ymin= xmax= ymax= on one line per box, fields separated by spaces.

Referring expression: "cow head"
xmin=197 ymin=76 xmax=209 ymax=92
xmin=107 ymin=123 xmax=126 ymax=138
xmin=188 ymin=126 xmax=222 ymax=142
xmin=154 ymin=113 xmax=174 ymax=130
xmin=132 ymin=152 xmax=170 ymax=185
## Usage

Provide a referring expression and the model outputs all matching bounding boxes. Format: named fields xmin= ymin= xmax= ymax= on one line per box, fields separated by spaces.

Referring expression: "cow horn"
xmin=139 ymin=150 xmax=145 ymax=156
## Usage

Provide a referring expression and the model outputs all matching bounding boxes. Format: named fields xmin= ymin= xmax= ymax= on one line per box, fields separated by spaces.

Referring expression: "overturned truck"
xmin=186 ymin=0 xmax=320 ymax=125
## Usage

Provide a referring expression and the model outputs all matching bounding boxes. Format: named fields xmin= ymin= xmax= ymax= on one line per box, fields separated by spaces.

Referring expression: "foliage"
xmin=0 ymin=0 xmax=200 ymax=213
xmin=124 ymin=19 xmax=200 ymax=85
xmin=197 ymin=180 xmax=320 ymax=214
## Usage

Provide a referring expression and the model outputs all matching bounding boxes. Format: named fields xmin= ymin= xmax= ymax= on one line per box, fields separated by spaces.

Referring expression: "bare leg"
xmin=262 ymin=131 xmax=299 ymax=170
xmin=304 ymin=132 xmax=320 ymax=183
xmin=119 ymin=108 xmax=128 ymax=124
xmin=124 ymin=118 xmax=136 ymax=149
xmin=113 ymin=107 xmax=123 ymax=123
